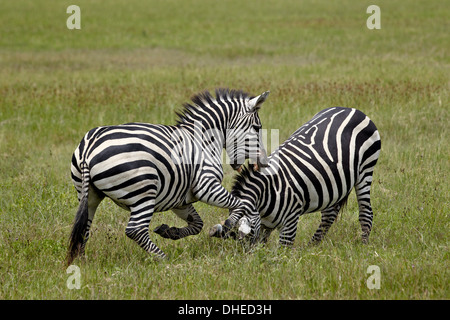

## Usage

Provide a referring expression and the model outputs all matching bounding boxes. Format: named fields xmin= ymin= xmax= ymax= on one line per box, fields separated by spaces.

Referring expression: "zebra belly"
xmin=93 ymin=166 xmax=195 ymax=214
xmin=257 ymin=165 xmax=350 ymax=229
xmin=92 ymin=165 xmax=160 ymax=208
xmin=96 ymin=176 xmax=192 ymax=213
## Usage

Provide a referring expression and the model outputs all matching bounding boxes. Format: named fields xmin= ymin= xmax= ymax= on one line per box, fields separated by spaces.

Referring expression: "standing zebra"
xmin=67 ymin=88 xmax=269 ymax=265
xmin=210 ymin=107 xmax=381 ymax=246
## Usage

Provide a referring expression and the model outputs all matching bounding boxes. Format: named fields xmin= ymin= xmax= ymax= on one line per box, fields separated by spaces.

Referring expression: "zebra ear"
xmin=248 ymin=91 xmax=270 ymax=113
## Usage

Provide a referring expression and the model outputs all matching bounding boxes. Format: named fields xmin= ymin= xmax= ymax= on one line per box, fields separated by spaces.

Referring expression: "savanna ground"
xmin=0 ymin=0 xmax=448 ymax=300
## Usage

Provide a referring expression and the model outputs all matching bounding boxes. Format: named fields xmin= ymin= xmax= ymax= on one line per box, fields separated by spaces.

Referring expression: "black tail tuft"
xmin=67 ymin=195 xmax=89 ymax=266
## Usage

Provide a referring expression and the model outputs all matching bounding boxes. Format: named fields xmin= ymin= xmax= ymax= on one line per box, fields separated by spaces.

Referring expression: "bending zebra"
xmin=67 ymin=88 xmax=270 ymax=265
xmin=210 ymin=107 xmax=381 ymax=246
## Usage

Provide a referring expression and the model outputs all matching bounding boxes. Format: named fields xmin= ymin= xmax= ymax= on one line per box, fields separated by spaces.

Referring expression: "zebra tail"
xmin=67 ymin=162 xmax=90 ymax=266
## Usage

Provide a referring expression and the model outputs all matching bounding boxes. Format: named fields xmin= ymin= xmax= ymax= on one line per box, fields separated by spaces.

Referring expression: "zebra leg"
xmin=279 ymin=217 xmax=299 ymax=247
xmin=355 ymin=180 xmax=374 ymax=244
xmin=195 ymin=181 xmax=241 ymax=209
xmin=309 ymin=204 xmax=341 ymax=245
xmin=79 ymin=186 xmax=104 ymax=256
xmin=209 ymin=207 xmax=244 ymax=238
xmin=260 ymin=225 xmax=273 ymax=244
xmin=125 ymin=196 xmax=166 ymax=259
xmin=199 ymin=181 xmax=266 ymax=241
xmin=154 ymin=204 xmax=203 ymax=240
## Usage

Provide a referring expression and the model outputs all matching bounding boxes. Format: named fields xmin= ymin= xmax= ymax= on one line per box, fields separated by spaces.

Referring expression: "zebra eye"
xmin=252 ymin=124 xmax=262 ymax=132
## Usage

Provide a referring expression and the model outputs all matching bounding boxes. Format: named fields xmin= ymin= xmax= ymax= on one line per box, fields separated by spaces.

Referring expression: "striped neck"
xmin=231 ymin=165 xmax=263 ymax=210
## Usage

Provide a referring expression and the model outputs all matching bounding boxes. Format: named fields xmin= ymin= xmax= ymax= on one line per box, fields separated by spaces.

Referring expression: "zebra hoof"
xmin=146 ymin=252 xmax=167 ymax=262
xmin=154 ymin=225 xmax=182 ymax=240
xmin=209 ymin=224 xmax=223 ymax=237
xmin=154 ymin=224 xmax=169 ymax=236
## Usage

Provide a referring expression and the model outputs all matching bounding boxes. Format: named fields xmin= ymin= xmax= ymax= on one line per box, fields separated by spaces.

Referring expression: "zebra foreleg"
xmin=195 ymin=181 xmax=241 ymax=209
xmin=154 ymin=204 xmax=203 ymax=240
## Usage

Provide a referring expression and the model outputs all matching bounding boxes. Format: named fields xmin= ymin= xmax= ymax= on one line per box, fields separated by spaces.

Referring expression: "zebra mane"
xmin=231 ymin=163 xmax=255 ymax=197
xmin=176 ymin=88 xmax=253 ymax=126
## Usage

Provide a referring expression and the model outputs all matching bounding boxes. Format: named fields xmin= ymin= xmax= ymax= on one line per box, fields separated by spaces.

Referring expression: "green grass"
xmin=0 ymin=0 xmax=448 ymax=299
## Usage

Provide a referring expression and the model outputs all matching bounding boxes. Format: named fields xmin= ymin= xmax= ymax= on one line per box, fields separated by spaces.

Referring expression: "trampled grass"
xmin=0 ymin=0 xmax=448 ymax=300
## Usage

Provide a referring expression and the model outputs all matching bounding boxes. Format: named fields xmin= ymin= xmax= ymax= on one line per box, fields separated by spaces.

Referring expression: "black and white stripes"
xmin=67 ymin=88 xmax=269 ymax=265
xmin=210 ymin=107 xmax=381 ymax=246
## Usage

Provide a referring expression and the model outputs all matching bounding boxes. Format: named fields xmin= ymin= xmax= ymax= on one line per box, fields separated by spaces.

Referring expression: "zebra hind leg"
xmin=154 ymin=204 xmax=203 ymax=240
xmin=79 ymin=187 xmax=104 ymax=257
xmin=355 ymin=179 xmax=374 ymax=244
xmin=125 ymin=198 xmax=166 ymax=259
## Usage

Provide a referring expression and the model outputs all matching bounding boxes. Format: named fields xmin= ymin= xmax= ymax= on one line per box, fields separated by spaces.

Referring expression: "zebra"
xmin=67 ymin=88 xmax=270 ymax=265
xmin=210 ymin=106 xmax=381 ymax=246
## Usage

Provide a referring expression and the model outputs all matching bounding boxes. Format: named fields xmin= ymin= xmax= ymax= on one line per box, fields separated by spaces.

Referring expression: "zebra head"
xmin=225 ymin=91 xmax=270 ymax=172
xmin=209 ymin=165 xmax=262 ymax=241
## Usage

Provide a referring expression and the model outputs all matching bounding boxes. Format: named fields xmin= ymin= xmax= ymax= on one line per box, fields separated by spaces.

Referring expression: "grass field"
xmin=0 ymin=0 xmax=448 ymax=300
